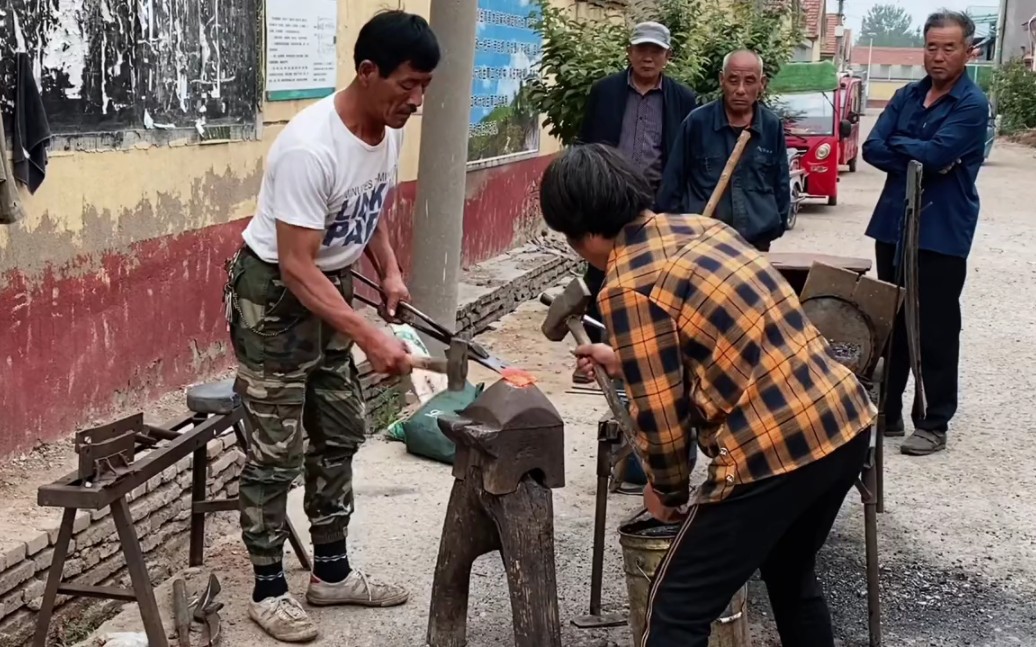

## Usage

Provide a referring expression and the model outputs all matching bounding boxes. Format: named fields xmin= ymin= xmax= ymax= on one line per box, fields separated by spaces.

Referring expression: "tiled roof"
xmin=849 ymin=46 xmax=925 ymax=67
xmin=802 ymin=0 xmax=824 ymax=38
xmin=821 ymin=14 xmax=841 ymax=56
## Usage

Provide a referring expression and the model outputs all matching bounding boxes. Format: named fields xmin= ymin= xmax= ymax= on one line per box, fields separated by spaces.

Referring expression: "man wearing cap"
xmin=656 ymin=49 xmax=791 ymax=253
xmin=574 ymin=21 xmax=697 ymax=383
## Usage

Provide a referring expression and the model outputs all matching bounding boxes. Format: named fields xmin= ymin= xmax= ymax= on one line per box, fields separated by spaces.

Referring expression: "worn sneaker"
xmin=307 ymin=570 xmax=409 ymax=608
xmin=248 ymin=593 xmax=318 ymax=643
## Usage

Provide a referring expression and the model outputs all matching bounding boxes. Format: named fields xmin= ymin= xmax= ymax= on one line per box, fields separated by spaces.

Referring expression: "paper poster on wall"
xmin=265 ymin=0 xmax=338 ymax=101
xmin=468 ymin=0 xmax=542 ymax=163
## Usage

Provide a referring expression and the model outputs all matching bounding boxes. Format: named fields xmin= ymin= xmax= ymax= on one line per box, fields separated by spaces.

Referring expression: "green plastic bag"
xmin=400 ymin=382 xmax=484 ymax=465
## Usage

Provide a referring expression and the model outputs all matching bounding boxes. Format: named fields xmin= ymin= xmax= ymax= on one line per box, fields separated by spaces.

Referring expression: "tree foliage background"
xmin=527 ymin=0 xmax=804 ymax=146
xmin=992 ymin=60 xmax=1036 ymax=134
xmin=857 ymin=4 xmax=923 ymax=47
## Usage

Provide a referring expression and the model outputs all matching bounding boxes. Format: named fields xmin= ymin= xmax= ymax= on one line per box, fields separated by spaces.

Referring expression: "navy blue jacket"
xmin=656 ymin=100 xmax=790 ymax=244
xmin=577 ymin=70 xmax=698 ymax=173
xmin=862 ymin=74 xmax=989 ymax=258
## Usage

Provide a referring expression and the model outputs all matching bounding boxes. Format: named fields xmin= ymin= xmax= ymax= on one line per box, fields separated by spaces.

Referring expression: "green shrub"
xmin=992 ymin=60 xmax=1036 ymax=134
xmin=527 ymin=0 xmax=804 ymax=146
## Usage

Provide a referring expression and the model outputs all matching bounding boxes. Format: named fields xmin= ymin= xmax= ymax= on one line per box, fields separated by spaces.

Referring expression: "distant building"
xmin=820 ymin=13 xmax=852 ymax=67
xmin=849 ymin=46 xmax=925 ymax=108
xmin=792 ymin=0 xmax=827 ymax=62
xmin=999 ymin=0 xmax=1036 ymax=66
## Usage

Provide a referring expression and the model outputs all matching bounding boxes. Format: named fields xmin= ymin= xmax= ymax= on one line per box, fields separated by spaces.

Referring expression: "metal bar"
xmin=32 ymin=508 xmax=76 ymax=646
xmin=190 ymin=446 xmax=208 ymax=567
xmin=58 ymin=583 xmax=137 ymax=601
xmin=589 ymin=437 xmax=609 ymax=616
xmin=863 ymin=464 xmax=882 ymax=646
xmin=38 ymin=409 xmax=240 ymax=510
xmin=193 ymin=499 xmax=238 ymax=514
xmin=286 ymin=516 xmax=313 ymax=571
xmin=112 ymin=496 xmax=169 ymax=647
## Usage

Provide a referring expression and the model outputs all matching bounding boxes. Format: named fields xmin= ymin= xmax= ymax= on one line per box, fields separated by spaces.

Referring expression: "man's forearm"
xmin=363 ymin=221 xmax=402 ymax=280
xmin=281 ymin=262 xmax=376 ymax=343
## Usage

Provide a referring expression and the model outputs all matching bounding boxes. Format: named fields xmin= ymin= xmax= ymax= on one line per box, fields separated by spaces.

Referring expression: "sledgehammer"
xmin=540 ymin=278 xmax=644 ymax=464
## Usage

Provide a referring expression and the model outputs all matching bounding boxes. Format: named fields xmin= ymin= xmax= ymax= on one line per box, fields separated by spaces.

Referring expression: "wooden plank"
xmin=193 ymin=499 xmax=238 ymax=514
xmin=767 ymin=252 xmax=872 ymax=274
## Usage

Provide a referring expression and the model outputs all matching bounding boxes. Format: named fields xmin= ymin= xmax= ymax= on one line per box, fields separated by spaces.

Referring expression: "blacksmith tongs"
xmin=349 ymin=270 xmax=510 ymax=373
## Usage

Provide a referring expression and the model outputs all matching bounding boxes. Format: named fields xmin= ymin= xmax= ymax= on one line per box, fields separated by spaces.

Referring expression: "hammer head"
xmin=446 ymin=339 xmax=470 ymax=391
xmin=541 ymin=277 xmax=592 ymax=342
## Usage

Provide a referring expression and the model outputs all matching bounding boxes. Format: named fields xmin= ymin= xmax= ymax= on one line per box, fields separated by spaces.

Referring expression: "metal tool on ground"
xmin=701 ymin=129 xmax=752 ymax=219
xmin=407 ymin=339 xmax=470 ymax=392
xmin=538 ymin=292 xmax=606 ymax=331
xmin=351 ymin=270 xmax=510 ymax=374
xmin=427 ymin=377 xmax=566 ymax=647
xmin=173 ymin=578 xmax=191 ymax=647
xmin=192 ymin=574 xmax=223 ymax=646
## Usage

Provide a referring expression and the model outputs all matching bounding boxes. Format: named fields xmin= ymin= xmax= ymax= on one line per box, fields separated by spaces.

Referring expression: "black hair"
xmin=354 ymin=10 xmax=441 ymax=76
xmin=540 ymin=144 xmax=654 ymax=240
xmin=923 ymin=10 xmax=976 ymax=45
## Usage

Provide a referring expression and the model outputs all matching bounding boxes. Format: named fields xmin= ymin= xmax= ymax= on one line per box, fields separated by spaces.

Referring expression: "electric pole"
xmin=408 ymin=0 xmax=478 ymax=335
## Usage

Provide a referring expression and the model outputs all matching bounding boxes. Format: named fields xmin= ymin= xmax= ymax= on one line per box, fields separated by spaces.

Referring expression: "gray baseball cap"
xmin=630 ymin=22 xmax=671 ymax=49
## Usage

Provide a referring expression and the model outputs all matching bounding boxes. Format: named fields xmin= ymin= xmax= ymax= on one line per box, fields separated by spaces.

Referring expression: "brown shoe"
xmin=900 ymin=429 xmax=946 ymax=456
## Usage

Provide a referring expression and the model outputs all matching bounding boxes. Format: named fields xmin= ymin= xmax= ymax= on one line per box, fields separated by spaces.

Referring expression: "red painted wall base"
xmin=0 ymin=154 xmax=552 ymax=457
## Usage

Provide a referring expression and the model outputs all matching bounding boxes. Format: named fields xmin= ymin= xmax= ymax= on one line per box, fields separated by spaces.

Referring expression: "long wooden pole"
xmin=701 ymin=129 xmax=752 ymax=219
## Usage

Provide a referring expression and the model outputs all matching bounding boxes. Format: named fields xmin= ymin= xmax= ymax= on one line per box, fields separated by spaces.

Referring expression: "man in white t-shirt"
xmin=223 ymin=10 xmax=439 ymax=642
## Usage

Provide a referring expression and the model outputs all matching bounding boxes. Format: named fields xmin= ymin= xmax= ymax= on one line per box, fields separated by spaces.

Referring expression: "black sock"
xmin=313 ymin=539 xmax=351 ymax=583
xmin=253 ymin=562 xmax=288 ymax=602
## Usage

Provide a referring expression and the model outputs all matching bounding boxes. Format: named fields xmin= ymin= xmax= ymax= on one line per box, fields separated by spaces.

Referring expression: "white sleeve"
xmin=268 ymin=147 xmax=331 ymax=231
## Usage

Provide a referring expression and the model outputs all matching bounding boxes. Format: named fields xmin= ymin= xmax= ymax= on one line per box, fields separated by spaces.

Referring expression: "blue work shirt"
xmin=656 ymin=100 xmax=790 ymax=245
xmin=862 ymin=74 xmax=989 ymax=258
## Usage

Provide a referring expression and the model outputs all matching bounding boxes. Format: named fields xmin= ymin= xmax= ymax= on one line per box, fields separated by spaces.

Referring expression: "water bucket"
xmin=618 ymin=516 xmax=750 ymax=647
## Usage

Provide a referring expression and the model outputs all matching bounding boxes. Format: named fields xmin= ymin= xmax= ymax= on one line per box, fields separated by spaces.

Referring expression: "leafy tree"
xmin=527 ymin=0 xmax=803 ymax=146
xmin=858 ymin=4 xmax=924 ymax=47
xmin=992 ymin=60 xmax=1036 ymax=134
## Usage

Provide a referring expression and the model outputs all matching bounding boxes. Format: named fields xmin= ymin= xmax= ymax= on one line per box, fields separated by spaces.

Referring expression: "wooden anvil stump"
xmin=426 ymin=378 xmax=565 ymax=647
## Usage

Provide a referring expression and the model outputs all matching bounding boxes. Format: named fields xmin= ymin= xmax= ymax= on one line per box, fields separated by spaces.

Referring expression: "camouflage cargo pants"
xmin=225 ymin=247 xmax=367 ymax=567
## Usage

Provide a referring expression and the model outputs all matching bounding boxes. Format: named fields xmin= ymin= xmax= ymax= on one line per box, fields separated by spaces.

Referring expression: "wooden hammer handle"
xmin=566 ymin=318 xmax=649 ymax=470
xmin=409 ymin=356 xmax=449 ymax=373
xmin=701 ymin=129 xmax=752 ymax=220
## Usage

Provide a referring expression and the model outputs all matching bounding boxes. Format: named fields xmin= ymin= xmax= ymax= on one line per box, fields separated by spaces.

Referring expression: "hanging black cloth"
xmin=12 ymin=51 xmax=51 ymax=194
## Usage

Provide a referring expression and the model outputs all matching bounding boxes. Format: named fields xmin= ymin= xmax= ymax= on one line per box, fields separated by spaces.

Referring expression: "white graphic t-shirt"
xmin=243 ymin=94 xmax=403 ymax=272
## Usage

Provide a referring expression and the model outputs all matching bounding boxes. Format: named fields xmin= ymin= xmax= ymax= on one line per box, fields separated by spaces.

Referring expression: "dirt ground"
xmin=84 ymin=119 xmax=1036 ymax=647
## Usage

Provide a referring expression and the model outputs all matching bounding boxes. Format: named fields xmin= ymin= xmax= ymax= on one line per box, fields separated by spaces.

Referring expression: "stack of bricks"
xmin=0 ymin=433 xmax=244 ymax=647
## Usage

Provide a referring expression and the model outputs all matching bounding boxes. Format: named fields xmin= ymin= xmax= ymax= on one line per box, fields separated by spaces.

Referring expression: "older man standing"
xmin=656 ymin=49 xmax=790 ymax=252
xmin=573 ymin=21 xmax=697 ymax=382
xmin=862 ymin=10 xmax=988 ymax=456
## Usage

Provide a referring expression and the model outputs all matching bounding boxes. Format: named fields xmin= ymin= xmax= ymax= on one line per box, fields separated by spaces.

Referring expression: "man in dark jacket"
xmin=656 ymin=49 xmax=790 ymax=252
xmin=574 ymin=21 xmax=697 ymax=382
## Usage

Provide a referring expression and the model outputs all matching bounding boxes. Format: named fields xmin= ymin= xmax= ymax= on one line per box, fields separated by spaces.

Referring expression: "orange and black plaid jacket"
xmin=598 ymin=213 xmax=877 ymax=507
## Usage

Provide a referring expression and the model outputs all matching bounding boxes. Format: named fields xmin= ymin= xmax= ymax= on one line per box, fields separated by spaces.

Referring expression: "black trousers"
xmin=643 ymin=430 xmax=869 ymax=647
xmin=875 ymin=241 xmax=968 ymax=432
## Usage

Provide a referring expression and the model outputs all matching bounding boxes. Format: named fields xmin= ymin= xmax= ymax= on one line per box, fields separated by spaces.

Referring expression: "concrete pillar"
xmin=409 ymin=0 xmax=479 ymax=334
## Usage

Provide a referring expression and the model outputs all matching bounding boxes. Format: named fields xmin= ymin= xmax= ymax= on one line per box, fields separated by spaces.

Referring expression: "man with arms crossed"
xmin=543 ymin=144 xmax=875 ymax=646
xmin=862 ymin=10 xmax=988 ymax=456
xmin=224 ymin=11 xmax=439 ymax=642
xmin=656 ymin=49 xmax=790 ymax=252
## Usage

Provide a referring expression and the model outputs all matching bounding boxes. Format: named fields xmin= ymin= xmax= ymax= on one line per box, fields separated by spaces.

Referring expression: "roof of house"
xmin=849 ymin=46 xmax=925 ymax=67
xmin=802 ymin=0 xmax=824 ymax=38
xmin=821 ymin=14 xmax=841 ymax=56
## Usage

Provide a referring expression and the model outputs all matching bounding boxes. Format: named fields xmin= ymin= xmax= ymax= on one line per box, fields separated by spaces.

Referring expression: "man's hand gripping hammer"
xmin=540 ymin=278 xmax=645 ymax=465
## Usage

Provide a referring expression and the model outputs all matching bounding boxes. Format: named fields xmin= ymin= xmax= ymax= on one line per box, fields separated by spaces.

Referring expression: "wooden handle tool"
xmin=702 ymin=129 xmax=752 ymax=220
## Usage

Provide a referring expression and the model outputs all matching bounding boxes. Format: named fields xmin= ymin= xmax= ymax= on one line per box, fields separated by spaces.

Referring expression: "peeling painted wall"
xmin=0 ymin=0 xmax=260 ymax=134
xmin=0 ymin=0 xmax=564 ymax=458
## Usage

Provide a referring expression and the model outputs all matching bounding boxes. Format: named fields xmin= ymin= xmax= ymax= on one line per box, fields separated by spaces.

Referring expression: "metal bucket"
xmin=618 ymin=517 xmax=750 ymax=647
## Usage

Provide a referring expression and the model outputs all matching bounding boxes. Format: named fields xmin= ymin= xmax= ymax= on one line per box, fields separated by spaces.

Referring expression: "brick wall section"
xmin=0 ymin=246 xmax=579 ymax=646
